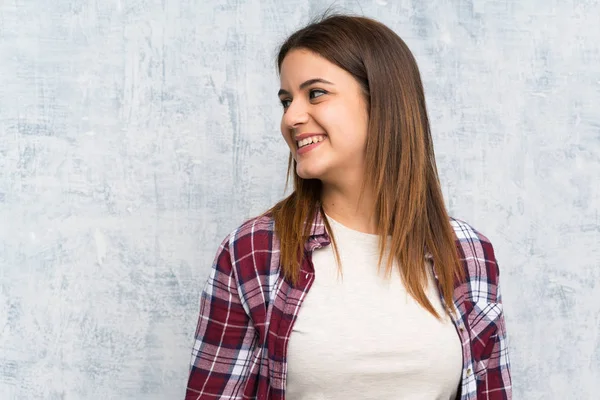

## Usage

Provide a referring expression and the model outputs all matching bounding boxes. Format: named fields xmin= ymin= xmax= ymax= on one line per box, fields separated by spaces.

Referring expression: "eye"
xmin=279 ymin=89 xmax=327 ymax=111
xmin=280 ymin=98 xmax=292 ymax=110
xmin=309 ymin=89 xmax=327 ymax=100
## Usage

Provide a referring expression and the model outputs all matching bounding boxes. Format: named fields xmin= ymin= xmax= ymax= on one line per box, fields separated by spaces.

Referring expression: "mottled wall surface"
xmin=0 ymin=0 xmax=598 ymax=398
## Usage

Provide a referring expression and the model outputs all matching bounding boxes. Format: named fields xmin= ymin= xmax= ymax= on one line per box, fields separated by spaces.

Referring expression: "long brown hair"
xmin=269 ymin=14 xmax=464 ymax=318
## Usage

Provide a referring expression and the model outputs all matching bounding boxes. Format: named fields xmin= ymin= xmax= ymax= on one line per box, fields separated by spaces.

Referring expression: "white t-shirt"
xmin=285 ymin=214 xmax=463 ymax=400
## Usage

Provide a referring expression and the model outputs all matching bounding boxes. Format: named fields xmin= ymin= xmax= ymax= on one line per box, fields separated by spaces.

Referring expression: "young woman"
xmin=185 ymin=14 xmax=512 ymax=400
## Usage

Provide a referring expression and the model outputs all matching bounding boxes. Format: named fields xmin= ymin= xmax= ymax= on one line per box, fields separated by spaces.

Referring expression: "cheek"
xmin=326 ymin=104 xmax=368 ymax=146
xmin=280 ymin=123 xmax=295 ymax=150
xmin=280 ymin=118 xmax=286 ymax=137
xmin=351 ymin=102 xmax=369 ymax=144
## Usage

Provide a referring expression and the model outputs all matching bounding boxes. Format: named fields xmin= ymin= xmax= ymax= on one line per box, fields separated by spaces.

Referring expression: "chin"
xmin=295 ymin=170 xmax=319 ymax=180
xmin=295 ymin=164 xmax=326 ymax=181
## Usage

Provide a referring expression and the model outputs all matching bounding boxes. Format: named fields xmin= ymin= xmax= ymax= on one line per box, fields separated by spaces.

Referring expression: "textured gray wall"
xmin=1 ymin=0 xmax=598 ymax=399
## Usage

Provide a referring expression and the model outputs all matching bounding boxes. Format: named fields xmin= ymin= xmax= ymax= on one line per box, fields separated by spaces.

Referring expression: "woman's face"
xmin=278 ymin=49 xmax=369 ymax=185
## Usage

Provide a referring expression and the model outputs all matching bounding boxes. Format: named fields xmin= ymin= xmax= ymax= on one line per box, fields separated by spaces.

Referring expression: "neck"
xmin=320 ymin=180 xmax=377 ymax=234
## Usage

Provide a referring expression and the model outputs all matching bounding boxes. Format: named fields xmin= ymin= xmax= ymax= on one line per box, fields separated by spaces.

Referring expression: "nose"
xmin=282 ymin=99 xmax=309 ymax=130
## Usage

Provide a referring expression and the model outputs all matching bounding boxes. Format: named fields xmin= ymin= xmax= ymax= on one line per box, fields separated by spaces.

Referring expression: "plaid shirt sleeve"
xmin=185 ymin=235 xmax=259 ymax=400
xmin=470 ymin=235 xmax=512 ymax=399
xmin=478 ymin=261 xmax=512 ymax=399
xmin=453 ymin=219 xmax=512 ymax=400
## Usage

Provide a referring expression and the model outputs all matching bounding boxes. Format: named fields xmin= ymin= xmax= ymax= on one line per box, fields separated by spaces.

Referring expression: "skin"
xmin=278 ymin=49 xmax=377 ymax=233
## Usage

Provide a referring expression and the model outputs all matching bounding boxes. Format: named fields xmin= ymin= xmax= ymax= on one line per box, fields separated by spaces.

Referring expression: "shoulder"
xmin=449 ymin=217 xmax=501 ymax=301
xmin=216 ymin=212 xmax=279 ymax=281
xmin=226 ymin=212 xmax=277 ymax=253
xmin=449 ymin=217 xmax=494 ymax=245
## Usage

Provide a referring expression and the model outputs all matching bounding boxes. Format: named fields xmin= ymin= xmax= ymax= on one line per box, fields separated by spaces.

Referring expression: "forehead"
xmin=279 ymin=49 xmax=340 ymax=84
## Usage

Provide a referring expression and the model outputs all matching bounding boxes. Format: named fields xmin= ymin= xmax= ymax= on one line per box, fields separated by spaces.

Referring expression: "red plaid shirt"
xmin=185 ymin=212 xmax=512 ymax=399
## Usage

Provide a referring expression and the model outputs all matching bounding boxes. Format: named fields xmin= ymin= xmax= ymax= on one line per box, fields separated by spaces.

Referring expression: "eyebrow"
xmin=277 ymin=78 xmax=334 ymax=97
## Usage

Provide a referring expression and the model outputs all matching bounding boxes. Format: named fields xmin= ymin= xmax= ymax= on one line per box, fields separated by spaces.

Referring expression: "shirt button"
xmin=459 ymin=325 xmax=465 ymax=331
xmin=467 ymin=368 xmax=472 ymax=376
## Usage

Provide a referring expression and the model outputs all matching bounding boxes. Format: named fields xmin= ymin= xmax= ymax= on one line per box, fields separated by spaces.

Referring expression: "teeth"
xmin=297 ymin=135 xmax=325 ymax=148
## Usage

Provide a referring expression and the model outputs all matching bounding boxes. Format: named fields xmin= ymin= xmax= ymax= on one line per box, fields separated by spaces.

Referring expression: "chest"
xmin=284 ymin=245 xmax=463 ymax=399
xmin=258 ymin=248 xmax=499 ymax=400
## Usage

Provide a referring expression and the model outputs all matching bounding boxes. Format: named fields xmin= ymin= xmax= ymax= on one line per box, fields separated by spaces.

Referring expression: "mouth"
xmin=295 ymin=134 xmax=326 ymax=156
xmin=296 ymin=134 xmax=327 ymax=149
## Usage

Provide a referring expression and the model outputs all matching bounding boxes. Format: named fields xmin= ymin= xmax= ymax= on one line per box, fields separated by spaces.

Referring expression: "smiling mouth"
xmin=296 ymin=135 xmax=326 ymax=149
